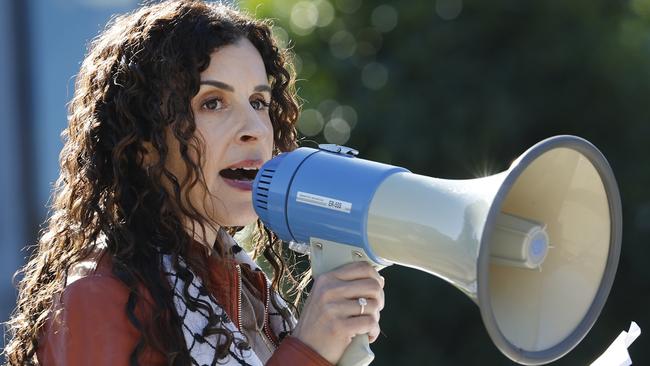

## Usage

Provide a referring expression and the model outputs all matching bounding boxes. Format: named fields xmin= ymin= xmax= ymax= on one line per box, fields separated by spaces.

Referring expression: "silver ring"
xmin=358 ymin=297 xmax=367 ymax=315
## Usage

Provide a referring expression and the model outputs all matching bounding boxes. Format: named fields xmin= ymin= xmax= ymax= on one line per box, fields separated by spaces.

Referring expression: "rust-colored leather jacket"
xmin=36 ymin=244 xmax=331 ymax=366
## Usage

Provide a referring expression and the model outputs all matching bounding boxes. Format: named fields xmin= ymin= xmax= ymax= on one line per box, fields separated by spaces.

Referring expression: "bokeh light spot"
xmin=435 ymin=0 xmax=463 ymax=20
xmin=632 ymin=0 xmax=650 ymax=19
xmin=356 ymin=28 xmax=383 ymax=57
xmin=361 ymin=62 xmax=388 ymax=90
xmin=371 ymin=4 xmax=398 ymax=33
xmin=318 ymin=99 xmax=340 ymax=118
xmin=332 ymin=105 xmax=358 ymax=128
xmin=324 ymin=118 xmax=351 ymax=144
xmin=272 ymin=26 xmax=289 ymax=49
xmin=291 ymin=1 xmax=319 ymax=35
xmin=297 ymin=109 xmax=325 ymax=136
xmin=315 ymin=0 xmax=336 ymax=27
xmin=329 ymin=30 xmax=357 ymax=59
xmin=335 ymin=0 xmax=362 ymax=14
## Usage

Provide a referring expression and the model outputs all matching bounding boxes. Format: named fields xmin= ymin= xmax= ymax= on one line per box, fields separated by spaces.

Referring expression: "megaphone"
xmin=252 ymin=135 xmax=621 ymax=365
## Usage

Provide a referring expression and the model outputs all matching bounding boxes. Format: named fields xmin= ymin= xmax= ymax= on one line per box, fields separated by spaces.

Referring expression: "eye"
xmin=202 ymin=97 xmax=223 ymax=111
xmin=250 ymin=98 xmax=270 ymax=111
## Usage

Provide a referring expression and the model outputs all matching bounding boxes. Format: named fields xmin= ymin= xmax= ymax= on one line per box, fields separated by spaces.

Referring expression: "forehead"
xmin=201 ymin=38 xmax=268 ymax=85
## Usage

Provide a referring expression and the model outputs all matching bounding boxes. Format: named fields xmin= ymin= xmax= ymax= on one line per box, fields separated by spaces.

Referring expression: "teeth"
xmin=228 ymin=167 xmax=258 ymax=170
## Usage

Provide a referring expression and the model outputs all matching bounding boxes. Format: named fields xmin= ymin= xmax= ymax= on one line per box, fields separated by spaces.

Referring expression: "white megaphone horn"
xmin=252 ymin=135 xmax=622 ymax=366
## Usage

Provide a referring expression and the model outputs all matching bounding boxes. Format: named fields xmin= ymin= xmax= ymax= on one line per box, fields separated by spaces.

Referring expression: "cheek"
xmin=264 ymin=117 xmax=275 ymax=151
xmin=201 ymin=142 xmax=226 ymax=182
xmin=196 ymin=121 xmax=228 ymax=156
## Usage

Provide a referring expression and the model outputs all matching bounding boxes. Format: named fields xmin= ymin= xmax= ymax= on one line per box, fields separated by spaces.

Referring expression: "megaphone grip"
xmin=338 ymin=334 xmax=375 ymax=366
xmin=308 ymin=238 xmax=381 ymax=366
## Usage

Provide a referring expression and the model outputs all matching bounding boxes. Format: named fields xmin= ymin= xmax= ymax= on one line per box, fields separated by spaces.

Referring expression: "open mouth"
xmin=219 ymin=167 xmax=259 ymax=182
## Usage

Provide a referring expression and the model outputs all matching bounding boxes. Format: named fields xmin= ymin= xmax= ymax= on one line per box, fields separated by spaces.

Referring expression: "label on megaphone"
xmin=296 ymin=191 xmax=353 ymax=214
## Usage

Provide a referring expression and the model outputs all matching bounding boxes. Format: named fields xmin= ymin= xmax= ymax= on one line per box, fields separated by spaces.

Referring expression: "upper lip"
xmin=223 ymin=159 xmax=264 ymax=170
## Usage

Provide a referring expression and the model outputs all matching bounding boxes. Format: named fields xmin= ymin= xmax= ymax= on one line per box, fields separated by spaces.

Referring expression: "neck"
xmin=187 ymin=221 xmax=221 ymax=251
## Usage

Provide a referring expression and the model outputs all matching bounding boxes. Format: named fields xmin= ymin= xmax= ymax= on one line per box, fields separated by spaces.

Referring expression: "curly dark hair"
xmin=4 ymin=1 xmax=302 ymax=365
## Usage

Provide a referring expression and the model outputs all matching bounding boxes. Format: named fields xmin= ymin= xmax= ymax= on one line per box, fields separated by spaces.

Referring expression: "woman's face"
xmin=166 ymin=38 xmax=274 ymax=230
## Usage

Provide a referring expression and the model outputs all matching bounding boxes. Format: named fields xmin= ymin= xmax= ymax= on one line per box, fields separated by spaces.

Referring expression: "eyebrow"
xmin=200 ymin=80 xmax=271 ymax=94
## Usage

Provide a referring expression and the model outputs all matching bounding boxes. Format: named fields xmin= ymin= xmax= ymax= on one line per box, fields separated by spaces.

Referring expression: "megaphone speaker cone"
xmin=478 ymin=136 xmax=622 ymax=365
xmin=367 ymin=136 xmax=621 ymax=365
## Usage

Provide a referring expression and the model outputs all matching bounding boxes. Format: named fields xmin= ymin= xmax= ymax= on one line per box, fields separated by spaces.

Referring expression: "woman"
xmin=4 ymin=1 xmax=384 ymax=365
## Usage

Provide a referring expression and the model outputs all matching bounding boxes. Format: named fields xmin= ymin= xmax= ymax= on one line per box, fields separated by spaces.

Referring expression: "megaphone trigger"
xmin=307 ymin=237 xmax=389 ymax=278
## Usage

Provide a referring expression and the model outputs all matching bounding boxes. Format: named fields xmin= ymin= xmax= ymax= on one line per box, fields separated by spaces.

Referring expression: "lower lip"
xmin=223 ymin=177 xmax=254 ymax=191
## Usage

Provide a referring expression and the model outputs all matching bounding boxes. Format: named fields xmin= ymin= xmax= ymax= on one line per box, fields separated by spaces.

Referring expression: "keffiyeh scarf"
xmin=161 ymin=231 xmax=295 ymax=365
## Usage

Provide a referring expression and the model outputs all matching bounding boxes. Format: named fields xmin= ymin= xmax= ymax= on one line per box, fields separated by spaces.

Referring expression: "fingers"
xmin=335 ymin=278 xmax=385 ymax=308
xmin=343 ymin=314 xmax=381 ymax=343
xmin=292 ymin=262 xmax=385 ymax=363
xmin=368 ymin=328 xmax=380 ymax=344
xmin=323 ymin=297 xmax=381 ymax=343
xmin=331 ymin=262 xmax=384 ymax=286
xmin=333 ymin=298 xmax=381 ymax=318
xmin=314 ymin=262 xmax=385 ymax=299
xmin=313 ymin=275 xmax=384 ymax=313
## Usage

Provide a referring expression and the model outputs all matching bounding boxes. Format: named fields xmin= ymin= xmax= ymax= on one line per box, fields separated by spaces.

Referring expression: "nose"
xmin=237 ymin=108 xmax=271 ymax=144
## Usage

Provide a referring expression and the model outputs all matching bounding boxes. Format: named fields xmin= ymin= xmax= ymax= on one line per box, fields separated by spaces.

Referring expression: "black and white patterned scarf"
xmin=161 ymin=230 xmax=295 ymax=365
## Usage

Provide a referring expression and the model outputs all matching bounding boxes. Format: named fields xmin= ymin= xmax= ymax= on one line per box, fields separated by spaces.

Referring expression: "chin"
xmin=217 ymin=205 xmax=259 ymax=227
xmin=228 ymin=216 xmax=258 ymax=227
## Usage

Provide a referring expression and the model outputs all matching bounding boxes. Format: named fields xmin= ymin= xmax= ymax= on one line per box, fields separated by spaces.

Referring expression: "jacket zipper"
xmin=235 ymin=264 xmax=278 ymax=350
xmin=236 ymin=264 xmax=243 ymax=330
xmin=262 ymin=279 xmax=278 ymax=349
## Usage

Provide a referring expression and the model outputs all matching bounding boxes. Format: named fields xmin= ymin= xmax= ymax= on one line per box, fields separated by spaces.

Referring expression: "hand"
xmin=292 ymin=261 xmax=385 ymax=364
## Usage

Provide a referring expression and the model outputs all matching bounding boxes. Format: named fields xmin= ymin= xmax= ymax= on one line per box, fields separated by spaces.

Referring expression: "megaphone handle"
xmin=309 ymin=238 xmax=377 ymax=366
xmin=338 ymin=334 xmax=374 ymax=366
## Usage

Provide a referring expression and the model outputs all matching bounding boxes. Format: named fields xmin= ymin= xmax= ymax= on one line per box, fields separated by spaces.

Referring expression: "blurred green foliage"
xmin=242 ymin=0 xmax=650 ymax=364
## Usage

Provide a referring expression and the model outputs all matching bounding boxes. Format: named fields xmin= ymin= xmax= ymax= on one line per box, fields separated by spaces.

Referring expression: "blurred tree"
xmin=241 ymin=0 xmax=650 ymax=364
